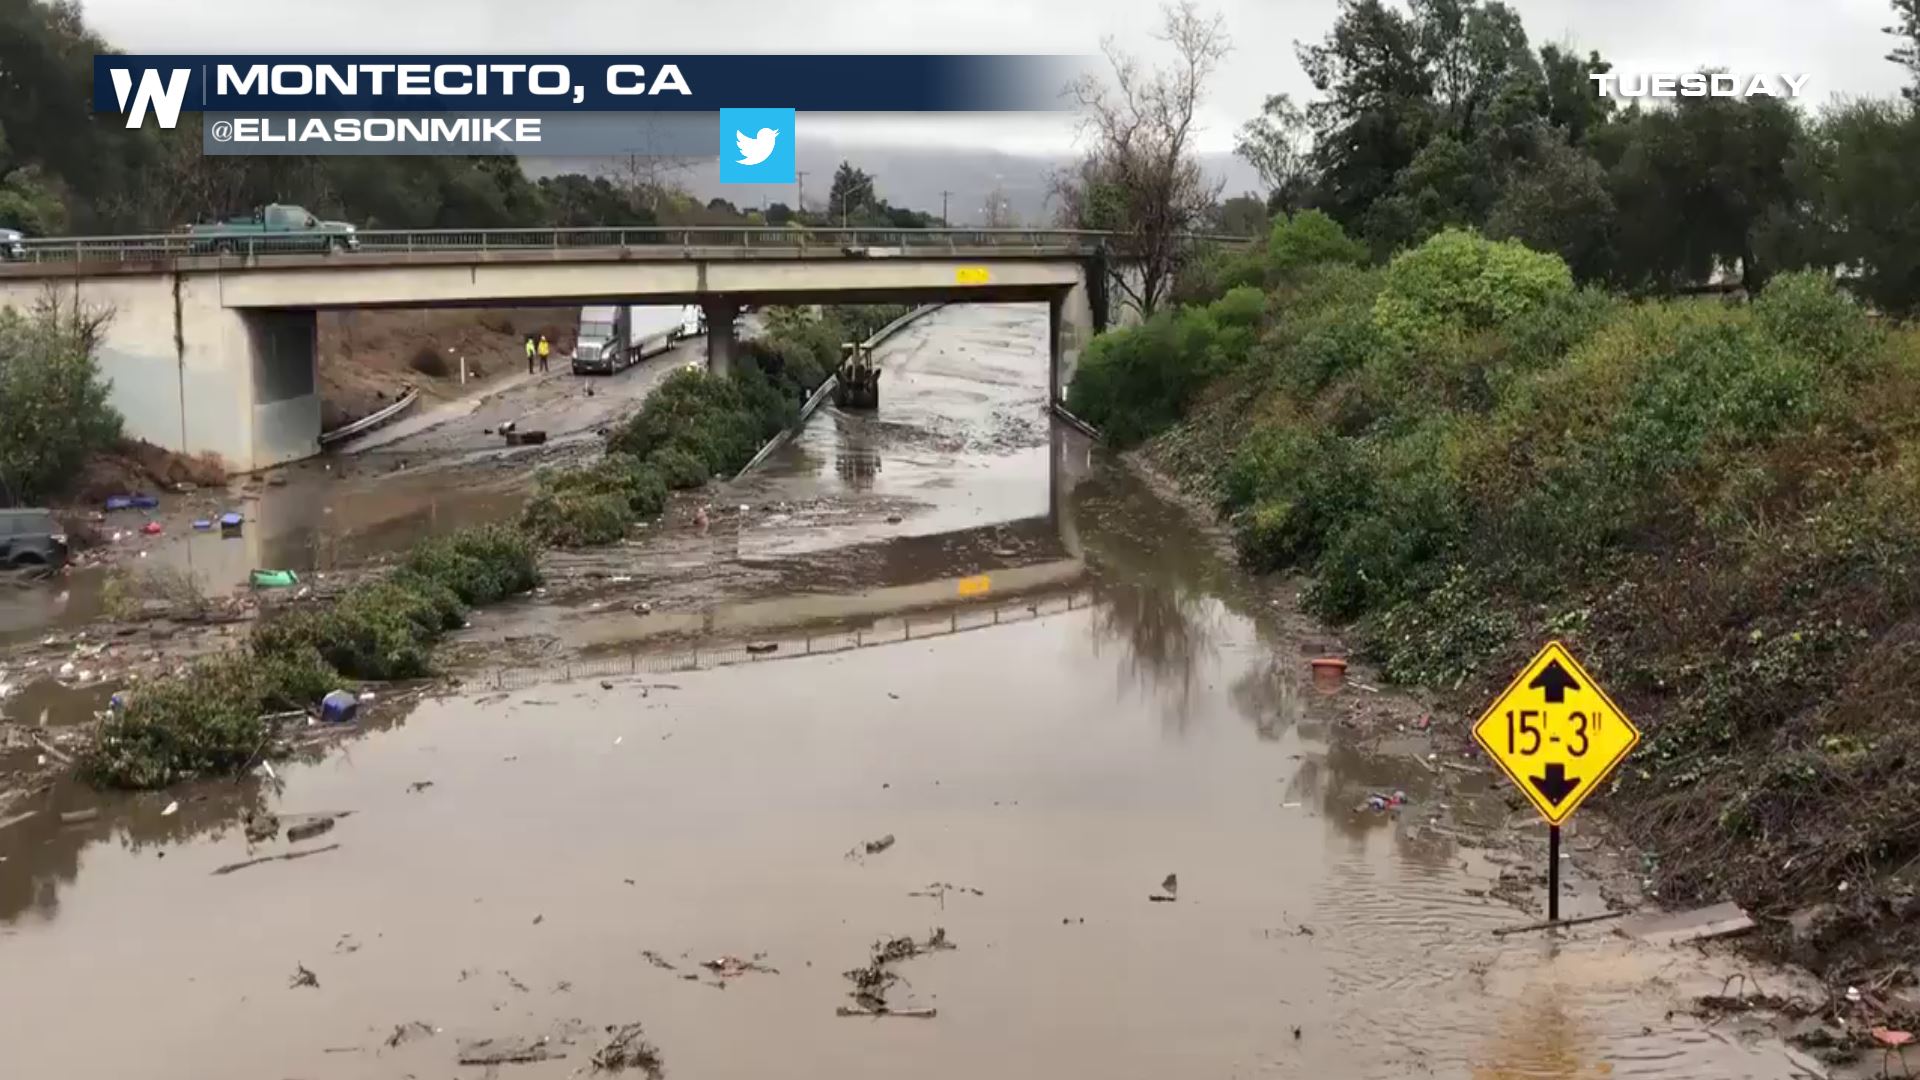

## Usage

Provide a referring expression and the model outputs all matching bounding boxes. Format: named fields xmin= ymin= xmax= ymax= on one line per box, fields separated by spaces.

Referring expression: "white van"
xmin=678 ymin=305 xmax=706 ymax=339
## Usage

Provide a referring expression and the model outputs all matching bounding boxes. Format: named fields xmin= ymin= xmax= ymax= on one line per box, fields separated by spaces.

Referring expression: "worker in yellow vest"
xmin=537 ymin=334 xmax=551 ymax=373
xmin=524 ymin=334 xmax=536 ymax=374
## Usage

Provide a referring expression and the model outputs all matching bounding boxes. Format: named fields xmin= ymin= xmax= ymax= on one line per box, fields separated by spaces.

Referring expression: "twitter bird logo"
xmin=719 ymin=108 xmax=795 ymax=184
xmin=736 ymin=127 xmax=779 ymax=165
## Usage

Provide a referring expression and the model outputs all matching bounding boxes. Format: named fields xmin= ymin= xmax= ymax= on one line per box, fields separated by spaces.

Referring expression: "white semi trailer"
xmin=570 ymin=305 xmax=692 ymax=375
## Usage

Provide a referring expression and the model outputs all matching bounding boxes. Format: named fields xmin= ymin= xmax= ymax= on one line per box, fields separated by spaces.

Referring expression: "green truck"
xmin=188 ymin=204 xmax=359 ymax=254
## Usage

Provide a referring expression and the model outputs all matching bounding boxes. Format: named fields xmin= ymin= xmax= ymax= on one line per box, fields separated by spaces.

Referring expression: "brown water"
xmin=0 ymin=304 xmax=1826 ymax=1080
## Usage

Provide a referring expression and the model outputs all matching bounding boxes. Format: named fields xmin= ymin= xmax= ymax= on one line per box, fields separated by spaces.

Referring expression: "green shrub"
xmin=1754 ymin=270 xmax=1882 ymax=374
xmin=82 ymin=655 xmax=275 ymax=788
xmin=402 ymin=524 xmax=541 ymax=605
xmin=652 ymin=444 xmax=711 ymax=489
xmin=1372 ymin=229 xmax=1574 ymax=352
xmin=1267 ymin=211 xmax=1367 ymax=281
xmin=1068 ymin=310 xmax=1233 ymax=446
xmin=522 ymin=489 xmax=632 ymax=548
xmin=256 ymin=644 xmax=342 ymax=709
xmin=0 ymin=297 xmax=124 ymax=505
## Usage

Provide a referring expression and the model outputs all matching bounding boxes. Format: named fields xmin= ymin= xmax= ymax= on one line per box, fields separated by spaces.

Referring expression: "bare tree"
xmin=597 ymin=143 xmax=702 ymax=217
xmin=1054 ymin=1 xmax=1230 ymax=317
xmin=1234 ymin=92 xmax=1311 ymax=213
xmin=981 ymin=185 xmax=1018 ymax=227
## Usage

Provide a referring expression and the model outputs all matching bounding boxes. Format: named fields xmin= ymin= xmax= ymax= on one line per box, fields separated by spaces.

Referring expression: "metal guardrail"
xmin=474 ymin=587 xmax=1094 ymax=692
xmin=6 ymin=226 xmax=1251 ymax=265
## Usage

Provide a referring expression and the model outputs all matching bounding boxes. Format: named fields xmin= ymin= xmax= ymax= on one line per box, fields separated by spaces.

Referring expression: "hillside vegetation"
xmin=1072 ymin=215 xmax=1920 ymax=982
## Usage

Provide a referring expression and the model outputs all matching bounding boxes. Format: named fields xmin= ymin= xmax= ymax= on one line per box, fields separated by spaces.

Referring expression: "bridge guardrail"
xmin=7 ymin=226 xmax=1252 ymax=265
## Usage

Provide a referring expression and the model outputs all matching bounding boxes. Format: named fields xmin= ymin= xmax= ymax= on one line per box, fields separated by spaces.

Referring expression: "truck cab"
xmin=571 ymin=306 xmax=627 ymax=374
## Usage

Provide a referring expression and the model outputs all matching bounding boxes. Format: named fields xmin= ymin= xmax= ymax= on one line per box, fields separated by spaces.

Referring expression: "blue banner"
xmin=94 ymin=55 xmax=1080 ymax=121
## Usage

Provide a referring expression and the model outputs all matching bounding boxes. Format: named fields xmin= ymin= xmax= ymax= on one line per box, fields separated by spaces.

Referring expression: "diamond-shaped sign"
xmin=1471 ymin=641 xmax=1640 ymax=826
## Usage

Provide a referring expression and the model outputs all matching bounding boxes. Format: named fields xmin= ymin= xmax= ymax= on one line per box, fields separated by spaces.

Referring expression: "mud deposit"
xmin=0 ymin=304 xmax=1831 ymax=1079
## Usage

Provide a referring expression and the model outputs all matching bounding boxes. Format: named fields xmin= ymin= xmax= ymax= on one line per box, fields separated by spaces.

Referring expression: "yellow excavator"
xmin=834 ymin=341 xmax=880 ymax=410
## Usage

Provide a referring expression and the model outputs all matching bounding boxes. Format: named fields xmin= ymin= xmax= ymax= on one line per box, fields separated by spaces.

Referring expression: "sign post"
xmin=1472 ymin=641 xmax=1640 ymax=926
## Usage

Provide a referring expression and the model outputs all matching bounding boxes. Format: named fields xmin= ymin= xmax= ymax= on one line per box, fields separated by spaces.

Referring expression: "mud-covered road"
xmin=0 ymin=304 xmax=1835 ymax=1079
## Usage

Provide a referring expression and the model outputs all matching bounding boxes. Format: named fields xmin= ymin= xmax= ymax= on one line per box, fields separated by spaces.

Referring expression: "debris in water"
xmin=701 ymin=954 xmax=779 ymax=978
xmin=1149 ymin=873 xmax=1178 ymax=902
xmin=840 ymin=929 xmax=953 ymax=1015
xmin=59 ymin=808 xmax=99 ymax=825
xmin=212 ymin=843 xmax=341 ymax=876
xmin=244 ymin=811 xmax=280 ymax=843
xmin=1623 ymin=901 xmax=1754 ymax=945
xmin=161 ymin=800 xmax=178 ymax=817
xmin=865 ymin=834 xmax=896 ymax=855
xmin=641 ymin=951 xmax=677 ymax=971
xmin=601 ymin=680 xmax=614 ymax=690
xmin=407 ymin=781 xmax=434 ymax=793
xmin=385 ymin=1021 xmax=437 ymax=1048
xmin=502 ymin=970 xmax=531 ymax=993
xmin=287 ymin=816 xmax=335 ymax=843
xmin=591 ymin=1022 xmax=664 ymax=1076
xmin=1873 ymin=1028 xmax=1914 ymax=1047
xmin=456 ymin=1036 xmax=561 ymax=1066
xmin=746 ymin=642 xmax=778 ymax=655
xmin=532 ymin=914 xmax=544 ymax=925
xmin=290 ymin=963 xmax=319 ymax=989
xmin=908 ymin=882 xmax=986 ymax=909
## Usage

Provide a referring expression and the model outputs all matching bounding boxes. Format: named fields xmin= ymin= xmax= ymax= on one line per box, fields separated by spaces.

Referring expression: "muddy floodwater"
xmin=0 ymin=304 xmax=1826 ymax=1079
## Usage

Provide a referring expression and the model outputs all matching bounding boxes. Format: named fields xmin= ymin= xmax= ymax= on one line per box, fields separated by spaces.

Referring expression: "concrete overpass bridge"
xmin=0 ymin=227 xmax=1178 ymax=472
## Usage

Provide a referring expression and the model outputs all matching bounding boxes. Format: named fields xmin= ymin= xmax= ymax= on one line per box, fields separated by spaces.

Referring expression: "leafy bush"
xmin=652 ymin=444 xmax=711 ymax=489
xmin=82 ymin=655 xmax=277 ymax=788
xmin=1372 ymin=229 xmax=1574 ymax=352
xmin=522 ymin=489 xmax=633 ymax=547
xmin=402 ymin=524 xmax=541 ymax=604
xmin=1267 ymin=210 xmax=1368 ymax=280
xmin=0 ymin=297 xmax=123 ymax=505
xmin=1753 ymin=270 xmax=1882 ymax=374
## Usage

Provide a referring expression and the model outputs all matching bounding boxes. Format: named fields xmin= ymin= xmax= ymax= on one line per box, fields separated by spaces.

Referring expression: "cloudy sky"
xmin=78 ymin=0 xmax=1913 ymax=155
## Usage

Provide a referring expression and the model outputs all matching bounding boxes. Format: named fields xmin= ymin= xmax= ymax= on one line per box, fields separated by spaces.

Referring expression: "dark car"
xmin=0 ymin=509 xmax=69 ymax=569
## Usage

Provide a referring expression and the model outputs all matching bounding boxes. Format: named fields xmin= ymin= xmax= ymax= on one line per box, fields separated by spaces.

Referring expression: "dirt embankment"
xmin=318 ymin=308 xmax=580 ymax=430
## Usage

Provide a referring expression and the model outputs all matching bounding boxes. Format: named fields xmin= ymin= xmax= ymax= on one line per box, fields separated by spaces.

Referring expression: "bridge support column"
xmin=1049 ymin=277 xmax=1096 ymax=406
xmin=703 ymin=299 xmax=740 ymax=379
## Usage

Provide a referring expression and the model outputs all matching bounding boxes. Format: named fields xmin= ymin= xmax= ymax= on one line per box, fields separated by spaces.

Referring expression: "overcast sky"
xmin=78 ymin=0 xmax=1912 ymax=155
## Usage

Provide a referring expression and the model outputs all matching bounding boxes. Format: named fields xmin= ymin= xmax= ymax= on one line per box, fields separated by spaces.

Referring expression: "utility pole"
xmin=940 ymin=190 xmax=952 ymax=227
xmin=796 ymin=171 xmax=809 ymax=218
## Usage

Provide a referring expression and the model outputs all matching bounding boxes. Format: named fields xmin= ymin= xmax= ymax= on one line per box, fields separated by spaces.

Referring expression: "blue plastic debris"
xmin=106 ymin=493 xmax=159 ymax=510
xmin=219 ymin=512 xmax=244 ymax=531
xmin=130 ymin=494 xmax=159 ymax=509
xmin=109 ymin=692 xmax=128 ymax=717
xmin=191 ymin=519 xmax=212 ymax=530
xmin=105 ymin=496 xmax=132 ymax=511
xmin=320 ymin=689 xmax=359 ymax=724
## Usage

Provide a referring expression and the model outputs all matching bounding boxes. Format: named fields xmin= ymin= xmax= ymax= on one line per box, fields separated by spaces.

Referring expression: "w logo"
xmin=108 ymin=68 xmax=190 ymax=129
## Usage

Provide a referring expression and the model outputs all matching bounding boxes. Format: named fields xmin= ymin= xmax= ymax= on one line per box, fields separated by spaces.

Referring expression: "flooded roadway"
xmin=0 ymin=304 xmax=1826 ymax=1079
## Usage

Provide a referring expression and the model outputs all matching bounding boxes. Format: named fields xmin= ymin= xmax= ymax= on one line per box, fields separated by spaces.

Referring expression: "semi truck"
xmin=571 ymin=305 xmax=692 ymax=374
xmin=188 ymin=204 xmax=359 ymax=254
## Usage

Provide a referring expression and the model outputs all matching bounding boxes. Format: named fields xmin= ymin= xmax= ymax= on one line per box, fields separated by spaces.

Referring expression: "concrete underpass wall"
xmin=246 ymin=310 xmax=320 ymax=468
xmin=0 ymin=273 xmax=314 ymax=473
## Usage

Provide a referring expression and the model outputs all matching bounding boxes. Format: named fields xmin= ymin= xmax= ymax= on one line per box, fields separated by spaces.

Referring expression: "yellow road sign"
xmin=1471 ymin=641 xmax=1640 ymax=826
xmin=955 ymin=266 xmax=992 ymax=285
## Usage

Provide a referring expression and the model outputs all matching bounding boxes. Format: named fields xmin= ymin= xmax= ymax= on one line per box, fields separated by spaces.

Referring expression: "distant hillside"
xmin=525 ymin=144 xmax=1264 ymax=227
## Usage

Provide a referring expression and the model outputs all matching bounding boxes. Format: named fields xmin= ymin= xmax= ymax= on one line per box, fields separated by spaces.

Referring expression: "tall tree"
xmin=1056 ymin=1 xmax=1231 ymax=316
xmin=1234 ymin=93 xmax=1312 ymax=213
xmin=826 ymin=161 xmax=876 ymax=224
xmin=1294 ymin=0 xmax=1435 ymax=231
xmin=1887 ymin=0 xmax=1920 ymax=101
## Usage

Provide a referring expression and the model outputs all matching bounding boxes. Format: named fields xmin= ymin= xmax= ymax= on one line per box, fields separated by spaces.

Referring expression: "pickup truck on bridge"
xmin=188 ymin=204 xmax=359 ymax=254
